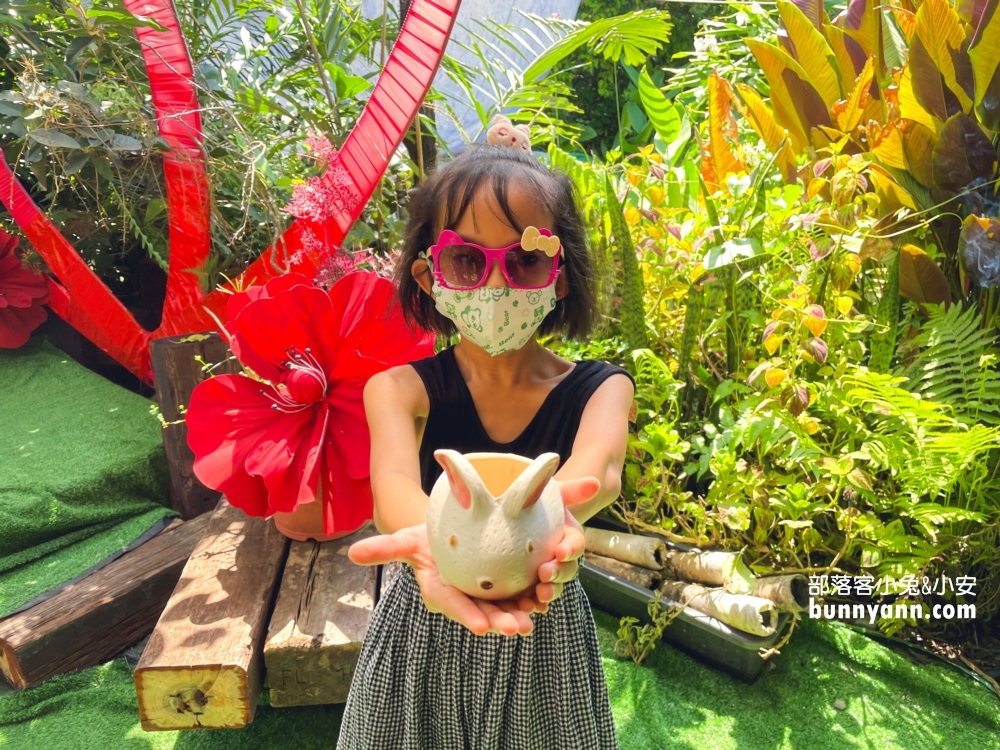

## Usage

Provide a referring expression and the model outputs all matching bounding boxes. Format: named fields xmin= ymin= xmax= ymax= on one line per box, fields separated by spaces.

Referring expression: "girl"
xmin=338 ymin=136 xmax=635 ymax=750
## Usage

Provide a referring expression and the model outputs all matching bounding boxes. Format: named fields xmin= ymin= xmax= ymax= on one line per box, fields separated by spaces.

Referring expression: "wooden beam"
xmin=264 ymin=523 xmax=379 ymax=707
xmin=150 ymin=332 xmax=240 ymax=520
xmin=134 ymin=500 xmax=289 ymax=730
xmin=0 ymin=513 xmax=212 ymax=690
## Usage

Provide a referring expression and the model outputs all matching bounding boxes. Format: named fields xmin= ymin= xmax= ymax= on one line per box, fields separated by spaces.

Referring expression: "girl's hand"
xmin=532 ymin=477 xmax=599 ymax=611
xmin=348 ymin=524 xmax=537 ymax=637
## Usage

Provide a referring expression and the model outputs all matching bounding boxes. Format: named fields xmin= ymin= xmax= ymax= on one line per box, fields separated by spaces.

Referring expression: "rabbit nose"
xmin=477 ymin=577 xmax=494 ymax=591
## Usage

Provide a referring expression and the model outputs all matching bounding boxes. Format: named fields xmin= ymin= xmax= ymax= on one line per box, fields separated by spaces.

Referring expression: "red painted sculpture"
xmin=0 ymin=0 xmax=460 ymax=383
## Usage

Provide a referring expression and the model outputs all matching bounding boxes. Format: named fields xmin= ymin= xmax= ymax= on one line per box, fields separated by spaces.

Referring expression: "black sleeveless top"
xmin=409 ymin=346 xmax=635 ymax=494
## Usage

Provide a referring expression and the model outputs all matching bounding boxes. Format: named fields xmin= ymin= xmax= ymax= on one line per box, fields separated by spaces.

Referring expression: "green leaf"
xmin=108 ymin=134 xmax=143 ymax=151
xmin=522 ymin=10 xmax=671 ymax=81
xmin=145 ymin=198 xmax=167 ymax=224
xmin=638 ymin=68 xmax=680 ymax=144
xmin=27 ymin=129 xmax=81 ymax=149
xmin=64 ymin=152 xmax=88 ymax=176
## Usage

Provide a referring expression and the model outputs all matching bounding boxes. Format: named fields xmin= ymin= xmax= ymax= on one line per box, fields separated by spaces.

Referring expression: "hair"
xmin=395 ymin=144 xmax=597 ymax=340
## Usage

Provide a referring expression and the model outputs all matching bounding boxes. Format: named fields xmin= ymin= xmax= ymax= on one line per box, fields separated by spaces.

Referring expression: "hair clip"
xmin=521 ymin=226 xmax=561 ymax=257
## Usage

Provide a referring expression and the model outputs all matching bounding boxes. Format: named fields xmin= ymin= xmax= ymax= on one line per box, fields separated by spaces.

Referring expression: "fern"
xmin=899 ymin=303 xmax=1000 ymax=426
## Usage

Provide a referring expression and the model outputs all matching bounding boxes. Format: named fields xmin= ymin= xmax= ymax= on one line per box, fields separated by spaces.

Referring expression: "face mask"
xmin=430 ymin=278 xmax=557 ymax=356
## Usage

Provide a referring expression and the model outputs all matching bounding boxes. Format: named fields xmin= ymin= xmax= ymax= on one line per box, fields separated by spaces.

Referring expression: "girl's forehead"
xmin=437 ymin=180 xmax=555 ymax=242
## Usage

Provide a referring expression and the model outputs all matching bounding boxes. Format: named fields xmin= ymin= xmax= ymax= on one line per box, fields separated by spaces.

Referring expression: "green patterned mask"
xmin=430 ymin=280 xmax=557 ymax=355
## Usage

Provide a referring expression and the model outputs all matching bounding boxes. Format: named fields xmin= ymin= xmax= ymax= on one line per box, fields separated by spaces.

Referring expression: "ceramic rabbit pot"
xmin=426 ymin=449 xmax=565 ymax=600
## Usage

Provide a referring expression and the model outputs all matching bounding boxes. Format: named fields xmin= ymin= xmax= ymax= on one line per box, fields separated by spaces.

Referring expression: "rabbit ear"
xmin=501 ymin=453 xmax=560 ymax=519
xmin=434 ymin=449 xmax=485 ymax=512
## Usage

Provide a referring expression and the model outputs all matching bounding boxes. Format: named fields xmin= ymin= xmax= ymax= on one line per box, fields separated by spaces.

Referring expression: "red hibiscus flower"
xmin=186 ymin=271 xmax=435 ymax=535
xmin=0 ymin=229 xmax=49 ymax=348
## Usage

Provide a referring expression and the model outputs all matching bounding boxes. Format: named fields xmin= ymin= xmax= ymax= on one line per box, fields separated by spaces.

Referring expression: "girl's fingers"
xmin=478 ymin=600 xmax=533 ymax=636
xmin=534 ymin=581 xmax=563 ymax=604
xmin=556 ymin=477 xmax=601 ymax=507
xmin=347 ymin=526 xmax=422 ymax=566
xmin=554 ymin=514 xmax=586 ymax=562
xmin=427 ymin=579 xmax=492 ymax=635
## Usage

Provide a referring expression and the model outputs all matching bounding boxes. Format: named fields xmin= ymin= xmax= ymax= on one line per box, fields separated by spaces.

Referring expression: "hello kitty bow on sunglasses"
xmin=428 ymin=226 xmax=562 ymax=290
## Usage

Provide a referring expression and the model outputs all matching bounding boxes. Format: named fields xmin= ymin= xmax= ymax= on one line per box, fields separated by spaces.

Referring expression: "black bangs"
xmin=395 ymin=144 xmax=598 ymax=341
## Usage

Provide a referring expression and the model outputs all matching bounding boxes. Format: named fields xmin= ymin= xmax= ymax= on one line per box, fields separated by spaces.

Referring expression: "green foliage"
xmin=604 ymin=174 xmax=648 ymax=351
xmin=613 ymin=591 xmax=678 ymax=665
xmin=900 ymin=303 xmax=1000 ymax=426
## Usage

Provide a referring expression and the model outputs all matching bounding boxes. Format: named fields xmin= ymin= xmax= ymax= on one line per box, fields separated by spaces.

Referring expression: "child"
xmin=337 ymin=133 xmax=635 ymax=750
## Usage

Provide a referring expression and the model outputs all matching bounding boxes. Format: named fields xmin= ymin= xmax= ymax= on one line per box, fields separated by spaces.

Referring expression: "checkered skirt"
xmin=336 ymin=563 xmax=619 ymax=750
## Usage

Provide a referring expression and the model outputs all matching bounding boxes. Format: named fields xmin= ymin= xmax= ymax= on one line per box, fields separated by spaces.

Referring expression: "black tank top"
xmin=409 ymin=346 xmax=635 ymax=494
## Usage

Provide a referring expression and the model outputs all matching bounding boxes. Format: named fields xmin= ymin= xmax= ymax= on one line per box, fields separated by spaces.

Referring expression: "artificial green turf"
xmin=1 ymin=612 xmax=996 ymax=749
xmin=0 ymin=338 xmax=176 ymax=616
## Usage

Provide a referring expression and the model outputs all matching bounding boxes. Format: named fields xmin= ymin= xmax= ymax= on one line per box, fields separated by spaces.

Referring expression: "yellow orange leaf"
xmin=627 ymin=169 xmax=642 ymax=187
xmin=836 ymin=295 xmax=854 ymax=315
xmin=648 ymin=185 xmax=665 ymax=206
xmin=890 ymin=5 xmax=915 ymax=42
xmin=624 ymin=206 xmax=642 ymax=226
xmin=901 ymin=122 xmax=937 ymax=188
xmin=764 ymin=333 xmax=786 ymax=355
xmin=825 ymin=24 xmax=863 ymax=98
xmin=734 ymin=84 xmax=799 ymax=183
xmin=802 ymin=305 xmax=827 ymax=336
xmin=744 ymin=38 xmax=812 ymax=151
xmin=765 ymin=368 xmax=788 ymax=388
xmin=807 ymin=177 xmax=828 ymax=199
xmin=898 ymin=62 xmax=940 ymax=131
xmin=914 ymin=0 xmax=973 ymax=112
xmin=835 ymin=57 xmax=875 ymax=132
xmin=777 ymin=0 xmax=842 ymax=108
xmin=798 ymin=415 xmax=820 ymax=434
xmin=647 ymin=224 xmax=664 ymax=239
xmin=707 ymin=72 xmax=747 ymax=189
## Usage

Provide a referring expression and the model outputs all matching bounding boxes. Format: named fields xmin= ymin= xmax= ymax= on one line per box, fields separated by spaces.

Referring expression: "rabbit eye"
xmin=526 ymin=540 xmax=534 ymax=553
xmin=449 ymin=534 xmax=458 ymax=547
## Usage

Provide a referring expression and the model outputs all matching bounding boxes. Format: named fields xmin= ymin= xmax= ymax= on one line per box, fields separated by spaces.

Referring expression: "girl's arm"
xmin=554 ymin=373 xmax=635 ymax=522
xmin=364 ymin=366 xmax=429 ymax=535
xmin=536 ymin=373 xmax=634 ymax=590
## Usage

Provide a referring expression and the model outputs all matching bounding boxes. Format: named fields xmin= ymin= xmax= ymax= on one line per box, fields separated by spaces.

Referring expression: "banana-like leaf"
xmin=825 ymin=23 xmax=864 ymax=95
xmin=870 ymin=164 xmax=919 ymax=212
xmin=733 ymin=84 xmax=798 ymax=183
xmin=969 ymin=0 xmax=1000 ymax=131
xmin=778 ymin=0 xmax=842 ymax=108
xmin=833 ymin=56 xmax=875 ymax=132
xmin=898 ymin=244 xmax=950 ymax=304
xmin=841 ymin=0 xmax=881 ymax=64
xmin=791 ymin=0 xmax=825 ymax=31
xmin=931 ymin=112 xmax=996 ymax=193
xmin=898 ymin=38 xmax=945 ymax=130
xmin=889 ymin=4 xmax=916 ymax=42
xmin=914 ymin=0 xmax=974 ymax=112
xmin=744 ymin=38 xmax=819 ymax=149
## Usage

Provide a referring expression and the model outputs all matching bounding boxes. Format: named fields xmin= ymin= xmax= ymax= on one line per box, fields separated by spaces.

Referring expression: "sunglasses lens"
xmin=504 ymin=248 xmax=554 ymax=288
xmin=438 ymin=245 xmax=487 ymax=288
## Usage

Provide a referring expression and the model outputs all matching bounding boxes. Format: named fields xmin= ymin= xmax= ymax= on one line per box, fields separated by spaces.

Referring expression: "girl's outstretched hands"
xmin=347 ymin=476 xmax=599 ymax=637
xmin=348 ymin=524 xmax=536 ymax=637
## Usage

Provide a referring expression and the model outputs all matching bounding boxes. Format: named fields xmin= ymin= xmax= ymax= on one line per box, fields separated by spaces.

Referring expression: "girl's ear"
xmin=412 ymin=258 xmax=433 ymax=297
xmin=555 ymin=269 xmax=568 ymax=300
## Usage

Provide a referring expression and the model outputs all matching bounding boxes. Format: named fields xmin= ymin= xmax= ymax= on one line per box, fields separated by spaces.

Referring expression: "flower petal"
xmin=0 ymin=303 xmax=47 ymax=348
xmin=326 ymin=385 xmax=371 ymax=480
xmin=230 ymin=284 xmax=340 ymax=377
xmin=186 ymin=374 xmax=306 ymax=517
xmin=321 ymin=438 xmax=373 ymax=536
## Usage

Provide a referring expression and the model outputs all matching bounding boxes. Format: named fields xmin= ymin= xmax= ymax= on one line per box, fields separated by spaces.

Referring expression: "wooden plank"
xmin=149 ymin=332 xmax=240 ymax=520
xmin=264 ymin=522 xmax=379 ymax=707
xmin=0 ymin=514 xmax=209 ymax=690
xmin=134 ymin=499 xmax=289 ymax=730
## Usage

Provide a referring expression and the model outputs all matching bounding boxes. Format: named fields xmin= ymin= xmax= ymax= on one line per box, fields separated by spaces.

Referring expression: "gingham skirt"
xmin=336 ymin=563 xmax=619 ymax=750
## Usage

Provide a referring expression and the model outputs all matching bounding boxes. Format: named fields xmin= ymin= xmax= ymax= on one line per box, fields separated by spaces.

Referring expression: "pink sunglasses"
xmin=428 ymin=227 xmax=563 ymax=291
